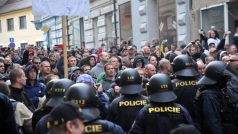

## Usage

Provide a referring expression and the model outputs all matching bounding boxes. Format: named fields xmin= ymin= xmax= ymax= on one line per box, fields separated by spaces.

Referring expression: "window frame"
xmin=19 ymin=16 xmax=27 ymax=29
xmin=7 ymin=18 xmax=14 ymax=31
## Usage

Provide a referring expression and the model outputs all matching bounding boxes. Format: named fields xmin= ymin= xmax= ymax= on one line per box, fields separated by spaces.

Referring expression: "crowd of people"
xmin=0 ymin=26 xmax=238 ymax=134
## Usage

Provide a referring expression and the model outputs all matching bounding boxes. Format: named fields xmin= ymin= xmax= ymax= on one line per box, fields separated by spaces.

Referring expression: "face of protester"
xmin=18 ymin=72 xmax=27 ymax=86
xmin=0 ymin=62 xmax=5 ymax=73
xmin=164 ymin=47 xmax=169 ymax=53
xmin=105 ymin=65 xmax=115 ymax=77
xmin=13 ymin=52 xmax=19 ymax=59
xmin=122 ymin=50 xmax=128 ymax=56
xmin=49 ymin=54 xmax=56 ymax=63
xmin=32 ymin=59 xmax=41 ymax=70
xmin=222 ymin=56 xmax=230 ymax=64
xmin=83 ymin=66 xmax=91 ymax=74
xmin=128 ymin=48 xmax=134 ymax=55
xmin=197 ymin=61 xmax=205 ymax=76
xmin=4 ymin=57 xmax=12 ymax=65
xmin=73 ymin=70 xmax=81 ymax=78
xmin=100 ymin=52 xmax=109 ymax=63
xmin=149 ymin=56 xmax=157 ymax=67
xmin=68 ymin=57 xmax=77 ymax=67
xmin=229 ymin=55 xmax=238 ymax=70
xmin=155 ymin=50 xmax=161 ymax=57
xmin=229 ymin=45 xmax=237 ymax=55
xmin=41 ymin=61 xmax=51 ymax=74
xmin=145 ymin=65 xmax=156 ymax=78
xmin=29 ymin=68 xmax=37 ymax=80
xmin=171 ymin=45 xmax=177 ymax=52
xmin=210 ymin=31 xmax=216 ymax=38
xmin=190 ymin=46 xmax=197 ymax=56
xmin=110 ymin=57 xmax=119 ymax=70
xmin=206 ymin=56 xmax=215 ymax=65
xmin=89 ymin=57 xmax=96 ymax=67
xmin=143 ymin=46 xmax=150 ymax=55
xmin=136 ymin=60 xmax=143 ymax=68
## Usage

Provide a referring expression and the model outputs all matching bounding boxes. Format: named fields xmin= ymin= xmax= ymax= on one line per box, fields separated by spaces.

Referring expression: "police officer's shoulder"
xmin=110 ymin=95 xmax=124 ymax=104
xmin=97 ymin=119 xmax=123 ymax=129
xmin=139 ymin=94 xmax=149 ymax=101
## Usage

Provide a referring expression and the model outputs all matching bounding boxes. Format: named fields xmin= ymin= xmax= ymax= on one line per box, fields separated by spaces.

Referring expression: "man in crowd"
xmin=90 ymin=52 xmax=109 ymax=79
xmin=144 ymin=64 xmax=156 ymax=79
xmin=9 ymin=68 xmax=35 ymax=112
xmin=39 ymin=61 xmax=52 ymax=84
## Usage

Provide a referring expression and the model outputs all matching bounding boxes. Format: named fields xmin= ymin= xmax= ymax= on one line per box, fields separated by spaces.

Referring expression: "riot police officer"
xmin=35 ymin=78 xmax=74 ymax=134
xmin=107 ymin=68 xmax=148 ymax=132
xmin=172 ymin=55 xmax=198 ymax=119
xmin=32 ymin=79 xmax=60 ymax=130
xmin=196 ymin=61 xmax=238 ymax=134
xmin=65 ymin=83 xmax=124 ymax=134
xmin=129 ymin=73 xmax=193 ymax=134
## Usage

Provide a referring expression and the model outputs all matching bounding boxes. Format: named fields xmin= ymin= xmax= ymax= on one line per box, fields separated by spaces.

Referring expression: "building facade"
xmin=0 ymin=0 xmax=44 ymax=48
xmin=131 ymin=0 xmax=238 ymax=48
xmin=190 ymin=0 xmax=238 ymax=43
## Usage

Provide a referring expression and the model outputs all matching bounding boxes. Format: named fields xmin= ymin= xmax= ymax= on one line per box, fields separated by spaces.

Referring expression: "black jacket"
xmin=172 ymin=77 xmax=198 ymax=120
xmin=107 ymin=94 xmax=148 ymax=132
xmin=10 ymin=86 xmax=35 ymax=112
xmin=129 ymin=103 xmax=193 ymax=134
xmin=84 ymin=119 xmax=124 ymax=134
xmin=0 ymin=93 xmax=18 ymax=134
xmin=196 ymin=86 xmax=238 ymax=134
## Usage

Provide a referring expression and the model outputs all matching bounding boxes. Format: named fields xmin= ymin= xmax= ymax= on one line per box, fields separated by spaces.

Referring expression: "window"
xmin=36 ymin=41 xmax=44 ymax=48
xmin=0 ymin=20 xmax=2 ymax=33
xmin=119 ymin=2 xmax=132 ymax=42
xmin=20 ymin=43 xmax=27 ymax=49
xmin=19 ymin=16 xmax=26 ymax=29
xmin=7 ymin=18 xmax=14 ymax=31
xmin=201 ymin=5 xmax=224 ymax=36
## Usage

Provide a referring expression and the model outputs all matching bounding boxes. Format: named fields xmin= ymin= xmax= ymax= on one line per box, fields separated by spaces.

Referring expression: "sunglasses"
xmin=34 ymin=62 xmax=41 ymax=64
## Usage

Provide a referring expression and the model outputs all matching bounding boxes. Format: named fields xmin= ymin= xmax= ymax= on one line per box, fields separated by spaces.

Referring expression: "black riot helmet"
xmin=45 ymin=79 xmax=60 ymax=99
xmin=46 ymin=79 xmax=74 ymax=107
xmin=198 ymin=61 xmax=228 ymax=85
xmin=172 ymin=55 xmax=198 ymax=77
xmin=65 ymin=83 xmax=100 ymax=122
xmin=147 ymin=73 xmax=177 ymax=103
xmin=119 ymin=68 xmax=143 ymax=94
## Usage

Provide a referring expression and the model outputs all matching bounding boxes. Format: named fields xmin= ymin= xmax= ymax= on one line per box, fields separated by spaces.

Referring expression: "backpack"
xmin=10 ymin=99 xmax=26 ymax=134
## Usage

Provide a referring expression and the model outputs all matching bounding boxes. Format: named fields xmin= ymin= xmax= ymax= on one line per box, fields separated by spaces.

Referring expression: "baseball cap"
xmin=47 ymin=102 xmax=83 ymax=129
xmin=76 ymin=74 xmax=94 ymax=85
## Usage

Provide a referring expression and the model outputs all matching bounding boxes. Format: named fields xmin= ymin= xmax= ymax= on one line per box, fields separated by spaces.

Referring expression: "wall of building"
xmin=189 ymin=0 xmax=233 ymax=41
xmin=0 ymin=8 xmax=43 ymax=47
xmin=131 ymin=0 xmax=159 ymax=50
xmin=84 ymin=0 xmax=118 ymax=49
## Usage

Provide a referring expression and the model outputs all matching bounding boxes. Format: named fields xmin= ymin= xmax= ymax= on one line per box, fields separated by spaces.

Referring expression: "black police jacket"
xmin=172 ymin=77 xmax=198 ymax=119
xmin=196 ymin=88 xmax=238 ymax=134
xmin=0 ymin=93 xmax=18 ymax=134
xmin=107 ymin=94 xmax=148 ymax=132
xmin=84 ymin=119 xmax=124 ymax=134
xmin=129 ymin=103 xmax=193 ymax=134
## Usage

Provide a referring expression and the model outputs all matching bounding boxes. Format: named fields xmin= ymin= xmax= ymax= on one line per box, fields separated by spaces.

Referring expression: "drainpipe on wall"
xmin=113 ymin=0 xmax=118 ymax=46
